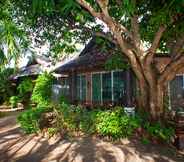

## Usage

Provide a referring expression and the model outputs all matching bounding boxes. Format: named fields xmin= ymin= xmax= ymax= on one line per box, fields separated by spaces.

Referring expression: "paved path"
xmin=0 ymin=115 xmax=184 ymax=162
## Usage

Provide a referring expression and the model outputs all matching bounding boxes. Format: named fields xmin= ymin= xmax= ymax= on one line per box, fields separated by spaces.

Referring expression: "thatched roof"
xmin=54 ymin=36 xmax=171 ymax=74
xmin=55 ymin=37 xmax=112 ymax=73
xmin=10 ymin=64 xmax=43 ymax=80
xmin=10 ymin=54 xmax=52 ymax=80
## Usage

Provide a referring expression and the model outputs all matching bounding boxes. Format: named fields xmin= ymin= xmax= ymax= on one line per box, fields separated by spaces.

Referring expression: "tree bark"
xmin=138 ymin=79 xmax=165 ymax=120
xmin=137 ymin=80 xmax=149 ymax=111
xmin=149 ymin=84 xmax=164 ymax=120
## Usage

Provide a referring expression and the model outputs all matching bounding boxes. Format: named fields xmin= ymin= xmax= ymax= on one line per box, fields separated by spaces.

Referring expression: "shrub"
xmin=16 ymin=78 xmax=34 ymax=105
xmin=144 ymin=122 xmax=175 ymax=142
xmin=79 ymin=109 xmax=97 ymax=134
xmin=95 ymin=107 xmax=140 ymax=139
xmin=58 ymin=103 xmax=81 ymax=131
xmin=59 ymin=95 xmax=70 ymax=105
xmin=31 ymin=73 xmax=54 ymax=106
xmin=57 ymin=103 xmax=97 ymax=134
xmin=17 ymin=105 xmax=51 ymax=134
xmin=18 ymin=102 xmax=174 ymax=143
xmin=0 ymin=68 xmax=15 ymax=104
xmin=17 ymin=78 xmax=34 ymax=97
xmin=9 ymin=96 xmax=20 ymax=108
xmin=57 ymin=105 xmax=140 ymax=139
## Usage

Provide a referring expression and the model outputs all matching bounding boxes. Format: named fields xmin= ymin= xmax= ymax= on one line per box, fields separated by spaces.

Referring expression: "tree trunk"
xmin=137 ymin=80 xmax=149 ymax=112
xmin=149 ymin=84 xmax=164 ymax=120
xmin=138 ymin=81 xmax=165 ymax=120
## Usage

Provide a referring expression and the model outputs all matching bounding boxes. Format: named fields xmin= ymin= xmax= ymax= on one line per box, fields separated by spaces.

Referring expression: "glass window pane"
xmin=92 ymin=73 xmax=101 ymax=104
xmin=76 ymin=75 xmax=80 ymax=100
xmin=81 ymin=75 xmax=86 ymax=101
xmin=102 ymin=72 xmax=112 ymax=103
xmin=113 ymin=71 xmax=125 ymax=104
xmin=62 ymin=78 xmax=69 ymax=96
xmin=170 ymin=76 xmax=184 ymax=110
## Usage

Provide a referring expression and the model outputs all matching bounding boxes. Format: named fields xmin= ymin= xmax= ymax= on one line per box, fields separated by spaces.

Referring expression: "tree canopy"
xmin=1 ymin=0 xmax=184 ymax=119
xmin=1 ymin=0 xmax=184 ymax=63
xmin=11 ymin=0 xmax=184 ymax=53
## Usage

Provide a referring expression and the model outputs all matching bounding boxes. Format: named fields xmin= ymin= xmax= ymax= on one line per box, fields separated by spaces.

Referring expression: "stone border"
xmin=0 ymin=107 xmax=24 ymax=112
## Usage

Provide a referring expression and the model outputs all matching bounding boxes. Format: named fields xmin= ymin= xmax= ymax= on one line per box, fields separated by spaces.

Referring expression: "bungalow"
xmin=54 ymin=36 xmax=184 ymax=111
xmin=10 ymin=54 xmax=51 ymax=81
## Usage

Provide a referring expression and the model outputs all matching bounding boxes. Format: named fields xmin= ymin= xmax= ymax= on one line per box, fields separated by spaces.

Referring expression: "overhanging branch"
xmin=145 ymin=25 xmax=166 ymax=66
xmin=76 ymin=0 xmax=101 ymax=18
xmin=95 ymin=31 xmax=116 ymax=44
xmin=96 ymin=0 xmax=109 ymax=16
xmin=95 ymin=0 xmax=133 ymax=39
xmin=150 ymin=25 xmax=166 ymax=53
xmin=159 ymin=54 xmax=184 ymax=83
xmin=171 ymin=35 xmax=184 ymax=59
xmin=131 ymin=15 xmax=141 ymax=52
xmin=76 ymin=0 xmax=133 ymax=53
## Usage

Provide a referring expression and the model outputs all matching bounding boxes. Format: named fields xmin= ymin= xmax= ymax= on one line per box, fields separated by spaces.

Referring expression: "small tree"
xmin=31 ymin=73 xmax=54 ymax=106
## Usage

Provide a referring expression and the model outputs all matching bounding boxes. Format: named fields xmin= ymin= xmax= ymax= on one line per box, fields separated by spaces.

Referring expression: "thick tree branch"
xmin=131 ymin=15 xmax=142 ymax=52
xmin=171 ymin=35 xmax=184 ymax=59
xmin=130 ymin=15 xmax=156 ymax=88
xmin=95 ymin=31 xmax=135 ymax=50
xmin=124 ymin=49 xmax=146 ymax=84
xmin=95 ymin=31 xmax=116 ymax=44
xmin=144 ymin=25 xmax=167 ymax=71
xmin=159 ymin=54 xmax=184 ymax=84
xmin=96 ymin=0 xmax=109 ymax=16
xmin=95 ymin=0 xmax=133 ymax=39
xmin=150 ymin=25 xmax=166 ymax=53
xmin=76 ymin=0 xmax=133 ymax=51
xmin=76 ymin=0 xmax=102 ymax=18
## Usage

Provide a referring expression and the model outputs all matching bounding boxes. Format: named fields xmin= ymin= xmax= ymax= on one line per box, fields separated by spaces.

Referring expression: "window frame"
xmin=91 ymin=70 xmax=124 ymax=104
xmin=175 ymin=74 xmax=184 ymax=89
xmin=169 ymin=74 xmax=184 ymax=110
xmin=77 ymin=74 xmax=87 ymax=102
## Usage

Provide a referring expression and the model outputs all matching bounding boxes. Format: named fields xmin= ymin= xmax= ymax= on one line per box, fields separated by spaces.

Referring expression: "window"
xmin=92 ymin=73 xmax=101 ymax=104
xmin=76 ymin=75 xmax=87 ymax=101
xmin=102 ymin=72 xmax=112 ymax=103
xmin=81 ymin=75 xmax=87 ymax=101
xmin=113 ymin=71 xmax=125 ymax=103
xmin=60 ymin=78 xmax=69 ymax=96
xmin=91 ymin=70 xmax=133 ymax=105
xmin=92 ymin=72 xmax=112 ymax=104
xmin=77 ymin=75 xmax=81 ymax=100
xmin=51 ymin=77 xmax=69 ymax=102
xmin=170 ymin=75 xmax=184 ymax=110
